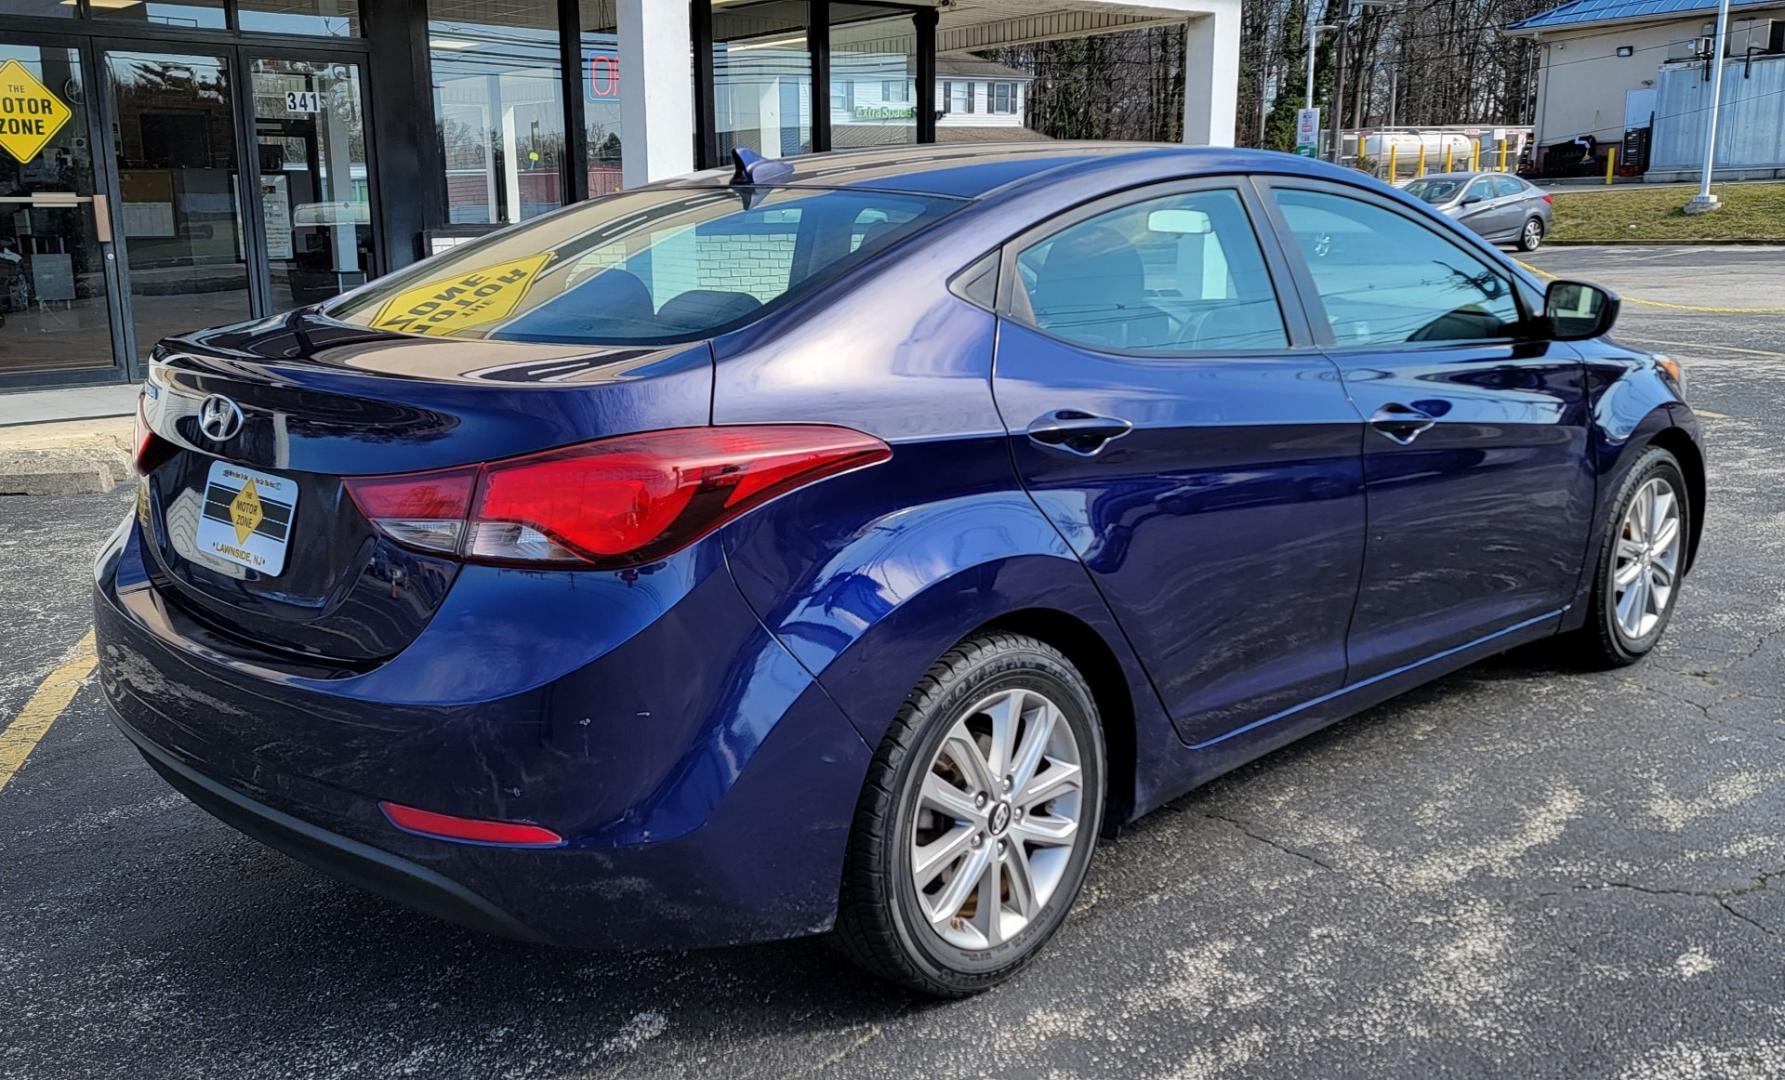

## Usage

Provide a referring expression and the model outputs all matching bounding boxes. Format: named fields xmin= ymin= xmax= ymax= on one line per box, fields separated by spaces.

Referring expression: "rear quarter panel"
xmin=711 ymin=248 xmax=1185 ymax=818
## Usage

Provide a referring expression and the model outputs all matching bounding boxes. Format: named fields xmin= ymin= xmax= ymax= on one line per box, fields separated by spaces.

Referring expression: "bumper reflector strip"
xmin=379 ymin=801 xmax=564 ymax=847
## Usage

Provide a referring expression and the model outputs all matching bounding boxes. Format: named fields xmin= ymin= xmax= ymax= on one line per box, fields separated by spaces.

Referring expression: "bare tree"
xmin=997 ymin=0 xmax=1553 ymax=148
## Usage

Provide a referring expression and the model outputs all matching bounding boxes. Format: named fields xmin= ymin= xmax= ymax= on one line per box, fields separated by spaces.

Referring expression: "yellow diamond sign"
xmin=369 ymin=253 xmax=553 ymax=337
xmin=0 ymin=60 xmax=72 ymax=165
xmin=229 ymin=478 xmax=265 ymax=544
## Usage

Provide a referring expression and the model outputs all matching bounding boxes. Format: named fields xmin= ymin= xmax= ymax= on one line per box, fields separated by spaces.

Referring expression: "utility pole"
xmin=1306 ymin=16 xmax=1327 ymax=109
xmin=1352 ymin=12 xmax=1372 ymax=129
xmin=1326 ymin=0 xmax=1393 ymax=164
xmin=1685 ymin=0 xmax=1731 ymax=213
xmin=1303 ymin=13 xmax=1337 ymax=158
xmin=1328 ymin=3 xmax=1348 ymax=162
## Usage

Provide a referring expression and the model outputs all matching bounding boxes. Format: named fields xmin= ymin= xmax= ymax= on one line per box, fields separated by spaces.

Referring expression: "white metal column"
xmin=1182 ymin=1 xmax=1239 ymax=147
xmin=619 ymin=0 xmax=696 ymax=186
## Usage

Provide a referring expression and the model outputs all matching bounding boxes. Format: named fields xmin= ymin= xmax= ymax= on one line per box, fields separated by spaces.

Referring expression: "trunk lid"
xmin=136 ymin=310 xmax=713 ymax=665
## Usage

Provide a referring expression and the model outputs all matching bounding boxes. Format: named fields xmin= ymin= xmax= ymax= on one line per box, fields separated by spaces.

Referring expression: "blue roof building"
xmin=1508 ymin=0 xmax=1785 ymax=171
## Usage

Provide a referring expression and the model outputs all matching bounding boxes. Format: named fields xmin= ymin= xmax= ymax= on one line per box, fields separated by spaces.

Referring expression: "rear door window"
xmin=329 ymin=187 xmax=961 ymax=344
xmin=1010 ymin=188 xmax=1288 ymax=355
xmin=1493 ymin=175 xmax=1526 ymax=198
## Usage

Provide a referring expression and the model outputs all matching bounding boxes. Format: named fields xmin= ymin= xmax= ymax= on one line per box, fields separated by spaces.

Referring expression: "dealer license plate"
xmin=193 ymin=459 xmax=299 ymax=576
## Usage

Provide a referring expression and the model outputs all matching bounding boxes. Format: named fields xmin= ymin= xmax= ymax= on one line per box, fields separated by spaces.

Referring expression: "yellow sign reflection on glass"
xmin=370 ymin=253 xmax=553 ymax=337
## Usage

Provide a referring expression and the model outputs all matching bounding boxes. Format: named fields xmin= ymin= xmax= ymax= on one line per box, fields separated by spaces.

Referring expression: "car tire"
xmin=1518 ymin=216 xmax=1545 ymax=252
xmin=1569 ymin=446 xmax=1690 ymax=668
xmin=834 ymin=631 xmax=1106 ymax=997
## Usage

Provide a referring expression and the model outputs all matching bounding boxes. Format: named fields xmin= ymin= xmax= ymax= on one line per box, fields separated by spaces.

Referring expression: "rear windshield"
xmin=1402 ymin=178 xmax=1463 ymax=204
xmin=328 ymin=186 xmax=962 ymax=344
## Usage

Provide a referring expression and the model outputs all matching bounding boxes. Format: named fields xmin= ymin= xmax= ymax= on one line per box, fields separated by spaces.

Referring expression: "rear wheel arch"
xmin=979 ymin=608 xmax=1137 ymax=831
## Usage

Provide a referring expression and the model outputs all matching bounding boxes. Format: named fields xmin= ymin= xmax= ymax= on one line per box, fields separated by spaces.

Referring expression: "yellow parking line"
xmin=1619 ymin=336 xmax=1785 ymax=360
xmin=0 ymin=630 xmax=97 ymax=796
xmin=1515 ymin=259 xmax=1785 ymax=315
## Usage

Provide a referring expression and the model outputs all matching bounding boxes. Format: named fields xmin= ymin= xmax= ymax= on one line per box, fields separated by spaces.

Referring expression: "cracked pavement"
xmin=1 ymin=244 xmax=1781 ymax=1078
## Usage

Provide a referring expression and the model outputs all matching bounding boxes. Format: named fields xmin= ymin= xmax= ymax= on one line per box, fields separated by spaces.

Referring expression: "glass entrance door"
xmin=103 ymin=49 xmax=252 ymax=360
xmin=247 ymin=56 xmax=372 ymax=312
xmin=100 ymin=46 xmax=377 ymax=361
xmin=0 ymin=38 xmax=123 ymax=382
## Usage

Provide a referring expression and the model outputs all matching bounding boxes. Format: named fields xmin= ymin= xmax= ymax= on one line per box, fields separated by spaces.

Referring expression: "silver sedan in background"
xmin=1401 ymin=172 xmax=1554 ymax=251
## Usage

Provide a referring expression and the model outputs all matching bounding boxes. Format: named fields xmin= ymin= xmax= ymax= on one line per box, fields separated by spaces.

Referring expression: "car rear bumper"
xmin=114 ymin=709 xmax=546 ymax=943
xmin=95 ymin=510 xmax=873 ymax=951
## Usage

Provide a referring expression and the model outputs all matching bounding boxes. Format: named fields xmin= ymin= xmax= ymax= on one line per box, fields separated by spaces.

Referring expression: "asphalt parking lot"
xmin=3 ymin=244 xmax=1783 ymax=1080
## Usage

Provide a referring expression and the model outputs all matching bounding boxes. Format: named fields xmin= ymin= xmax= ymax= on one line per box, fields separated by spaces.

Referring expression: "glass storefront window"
xmin=238 ymin=0 xmax=360 ymax=37
xmin=92 ymin=0 xmax=226 ymax=31
xmin=250 ymin=58 xmax=372 ymax=311
xmin=429 ymin=0 xmax=565 ymax=226
xmin=0 ymin=44 xmax=116 ymax=375
xmin=712 ymin=0 xmax=811 ymax=159
xmin=830 ymin=3 xmax=915 ymax=148
xmin=581 ymin=0 xmax=621 ymax=197
xmin=0 ymin=1 xmax=73 ymax=19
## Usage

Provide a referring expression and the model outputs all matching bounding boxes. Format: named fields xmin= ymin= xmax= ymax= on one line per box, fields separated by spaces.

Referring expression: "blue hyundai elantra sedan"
xmin=97 ymin=143 xmax=1701 ymax=996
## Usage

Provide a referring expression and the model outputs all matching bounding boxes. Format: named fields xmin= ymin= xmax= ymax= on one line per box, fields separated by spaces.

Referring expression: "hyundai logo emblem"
xmin=197 ymin=394 xmax=244 ymax=441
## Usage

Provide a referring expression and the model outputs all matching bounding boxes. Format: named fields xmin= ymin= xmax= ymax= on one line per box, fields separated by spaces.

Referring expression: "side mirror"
xmin=1459 ymin=195 xmax=1483 ymax=207
xmin=1545 ymin=279 xmax=1619 ymax=340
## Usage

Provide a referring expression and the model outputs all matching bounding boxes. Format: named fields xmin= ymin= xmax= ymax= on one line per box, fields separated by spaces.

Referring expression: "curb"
xmin=0 ymin=417 xmax=133 ymax=496
xmin=1547 ymin=239 xmax=1785 ymax=246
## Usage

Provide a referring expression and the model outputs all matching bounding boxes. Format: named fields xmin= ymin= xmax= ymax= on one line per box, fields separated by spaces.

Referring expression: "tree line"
xmin=998 ymin=0 xmax=1553 ymax=153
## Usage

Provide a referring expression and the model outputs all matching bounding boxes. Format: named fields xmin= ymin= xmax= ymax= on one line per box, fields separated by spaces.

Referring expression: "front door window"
xmin=0 ymin=42 xmax=118 ymax=377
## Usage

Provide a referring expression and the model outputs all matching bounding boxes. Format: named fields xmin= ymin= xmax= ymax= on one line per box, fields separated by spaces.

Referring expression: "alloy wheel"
xmin=1612 ymin=476 xmax=1683 ymax=640
xmin=908 ymin=687 xmax=1085 ymax=951
xmin=1523 ymin=219 xmax=1543 ymax=250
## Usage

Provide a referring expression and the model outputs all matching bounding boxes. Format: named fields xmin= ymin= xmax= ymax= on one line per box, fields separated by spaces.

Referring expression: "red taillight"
xmin=344 ymin=425 xmax=891 ymax=568
xmin=379 ymin=801 xmax=564 ymax=847
xmin=1543 ymin=194 xmax=1553 ymax=204
xmin=133 ymin=394 xmax=163 ymax=473
xmin=341 ymin=464 xmax=477 ymax=554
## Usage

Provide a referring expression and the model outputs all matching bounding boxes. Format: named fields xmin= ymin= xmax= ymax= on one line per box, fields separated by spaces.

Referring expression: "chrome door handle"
xmin=1369 ymin=403 xmax=1436 ymax=445
xmin=1025 ymin=409 xmax=1133 ymax=456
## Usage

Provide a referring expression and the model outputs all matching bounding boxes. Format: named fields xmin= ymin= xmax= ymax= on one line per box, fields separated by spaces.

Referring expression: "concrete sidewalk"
xmin=0 ymin=384 xmax=137 ymax=427
xmin=0 ymin=384 xmax=137 ymax=495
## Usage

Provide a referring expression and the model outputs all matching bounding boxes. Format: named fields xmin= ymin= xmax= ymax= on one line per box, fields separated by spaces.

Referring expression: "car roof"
xmin=656 ymin=142 xmax=1359 ymax=201
xmin=1414 ymin=171 xmax=1526 ymax=183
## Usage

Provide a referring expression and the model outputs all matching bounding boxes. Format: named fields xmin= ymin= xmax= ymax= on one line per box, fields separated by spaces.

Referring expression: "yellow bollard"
xmin=1498 ymin=139 xmax=1508 ymax=172
xmin=1444 ymin=144 xmax=1454 ymax=172
xmin=1605 ymin=145 xmax=1617 ymax=185
xmin=1471 ymin=140 xmax=1481 ymax=172
xmin=1417 ymin=143 xmax=1427 ymax=178
xmin=1387 ymin=143 xmax=1398 ymax=180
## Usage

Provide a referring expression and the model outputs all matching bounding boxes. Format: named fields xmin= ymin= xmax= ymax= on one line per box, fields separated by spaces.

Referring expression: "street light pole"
xmin=1321 ymin=0 xmax=1392 ymax=164
xmin=1685 ymin=0 xmax=1731 ymax=213
xmin=1305 ymin=18 xmax=1330 ymax=110
xmin=1329 ymin=8 xmax=1349 ymax=162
